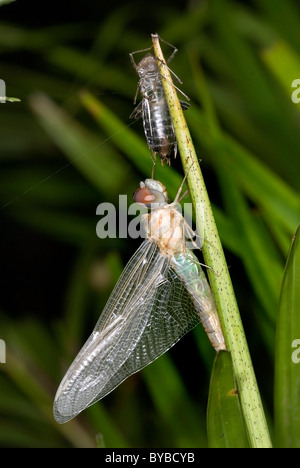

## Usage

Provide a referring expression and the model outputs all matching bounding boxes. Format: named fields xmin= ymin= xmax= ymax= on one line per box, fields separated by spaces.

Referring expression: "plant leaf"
xmin=207 ymin=351 xmax=249 ymax=448
xmin=274 ymin=225 xmax=300 ymax=447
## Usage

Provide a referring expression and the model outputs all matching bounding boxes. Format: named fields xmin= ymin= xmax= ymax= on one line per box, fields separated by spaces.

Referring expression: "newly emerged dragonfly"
xmin=53 ymin=178 xmax=226 ymax=424
xmin=129 ymin=38 xmax=189 ymax=165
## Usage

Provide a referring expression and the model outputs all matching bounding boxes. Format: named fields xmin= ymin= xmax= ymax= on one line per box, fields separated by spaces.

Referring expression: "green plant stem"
xmin=152 ymin=33 xmax=272 ymax=448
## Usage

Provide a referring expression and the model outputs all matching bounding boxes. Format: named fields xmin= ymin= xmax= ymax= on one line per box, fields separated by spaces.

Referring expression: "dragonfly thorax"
xmin=143 ymin=205 xmax=186 ymax=256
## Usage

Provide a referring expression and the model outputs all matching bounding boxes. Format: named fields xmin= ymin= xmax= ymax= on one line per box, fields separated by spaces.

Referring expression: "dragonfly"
xmin=129 ymin=38 xmax=189 ymax=165
xmin=53 ymin=178 xmax=226 ymax=424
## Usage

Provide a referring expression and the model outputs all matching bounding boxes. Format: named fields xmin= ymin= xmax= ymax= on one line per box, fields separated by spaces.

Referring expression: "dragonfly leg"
xmin=155 ymin=60 xmax=190 ymax=101
xmin=133 ymin=81 xmax=141 ymax=105
xmin=151 ymin=34 xmax=178 ymax=64
xmin=129 ymin=46 xmax=154 ymax=69
xmin=173 ymin=170 xmax=190 ymax=204
xmin=151 ymin=159 xmax=156 ymax=179
xmin=152 ymin=35 xmax=190 ymax=101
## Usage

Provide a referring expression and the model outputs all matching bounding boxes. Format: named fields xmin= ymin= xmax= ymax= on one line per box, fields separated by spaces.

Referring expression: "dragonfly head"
xmin=136 ymin=53 xmax=157 ymax=77
xmin=133 ymin=179 xmax=168 ymax=208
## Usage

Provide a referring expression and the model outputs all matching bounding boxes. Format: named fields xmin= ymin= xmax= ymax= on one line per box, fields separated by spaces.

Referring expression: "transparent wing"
xmin=54 ymin=240 xmax=200 ymax=423
xmin=129 ymin=101 xmax=143 ymax=119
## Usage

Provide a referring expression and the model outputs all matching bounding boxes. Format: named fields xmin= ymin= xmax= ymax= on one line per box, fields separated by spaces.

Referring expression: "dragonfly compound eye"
xmin=133 ymin=187 xmax=167 ymax=207
xmin=133 ymin=187 xmax=155 ymax=205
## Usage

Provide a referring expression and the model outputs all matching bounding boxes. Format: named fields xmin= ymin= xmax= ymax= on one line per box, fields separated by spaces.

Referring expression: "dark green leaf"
xmin=274 ymin=225 xmax=300 ymax=447
xmin=207 ymin=351 xmax=249 ymax=448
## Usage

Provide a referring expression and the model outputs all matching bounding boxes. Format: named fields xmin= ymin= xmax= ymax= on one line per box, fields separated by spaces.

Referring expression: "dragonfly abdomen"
xmin=143 ymin=98 xmax=176 ymax=161
xmin=172 ymin=251 xmax=227 ymax=352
